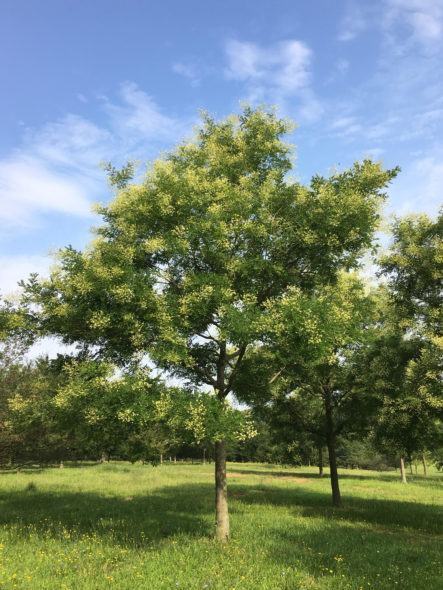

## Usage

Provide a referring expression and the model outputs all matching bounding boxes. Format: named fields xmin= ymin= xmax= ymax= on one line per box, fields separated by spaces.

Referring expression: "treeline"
xmin=0 ymin=328 xmax=440 ymax=478
xmin=0 ymin=106 xmax=441 ymax=539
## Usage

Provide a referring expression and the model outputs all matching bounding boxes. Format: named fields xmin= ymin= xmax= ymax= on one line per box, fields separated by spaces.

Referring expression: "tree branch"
xmin=269 ymin=366 xmax=287 ymax=384
xmin=225 ymin=345 xmax=247 ymax=395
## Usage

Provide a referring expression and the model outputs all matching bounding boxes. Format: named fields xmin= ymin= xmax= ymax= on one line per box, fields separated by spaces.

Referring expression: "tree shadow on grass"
xmin=1 ymin=472 xmax=442 ymax=590
xmin=0 ymin=462 xmax=102 ymax=476
xmin=1 ymin=475 xmax=441 ymax=548
xmin=228 ymin=483 xmax=443 ymax=536
xmin=0 ymin=484 xmax=216 ymax=547
xmin=225 ymin=466 xmax=443 ymax=488
xmin=264 ymin=523 xmax=442 ymax=590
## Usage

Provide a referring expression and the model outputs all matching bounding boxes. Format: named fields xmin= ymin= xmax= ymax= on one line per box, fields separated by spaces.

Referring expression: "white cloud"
xmin=388 ymin=154 xmax=443 ymax=215
xmin=225 ymin=40 xmax=262 ymax=80
xmin=366 ymin=117 xmax=400 ymax=140
xmin=103 ymin=81 xmax=182 ymax=143
xmin=0 ymin=83 xmax=189 ymax=229
xmin=0 ymin=254 xmax=51 ymax=297
xmin=362 ymin=147 xmax=386 ymax=159
xmin=225 ymin=39 xmax=311 ymax=91
xmin=414 ymin=156 xmax=443 ymax=209
xmin=384 ymin=0 xmax=443 ymax=48
xmin=0 ymin=156 xmax=92 ymax=226
xmin=331 ymin=116 xmax=358 ymax=130
xmin=338 ymin=1 xmax=442 ymax=49
xmin=0 ymin=114 xmax=110 ymax=227
xmin=172 ymin=61 xmax=200 ymax=86
xmin=224 ymin=39 xmax=322 ymax=123
xmin=336 ymin=59 xmax=350 ymax=74
xmin=337 ymin=4 xmax=369 ymax=41
xmin=297 ymin=92 xmax=325 ymax=124
xmin=28 ymin=114 xmax=114 ymax=170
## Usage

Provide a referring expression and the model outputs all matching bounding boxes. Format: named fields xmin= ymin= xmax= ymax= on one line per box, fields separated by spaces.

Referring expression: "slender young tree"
xmin=235 ymin=272 xmax=379 ymax=506
xmin=22 ymin=106 xmax=398 ymax=539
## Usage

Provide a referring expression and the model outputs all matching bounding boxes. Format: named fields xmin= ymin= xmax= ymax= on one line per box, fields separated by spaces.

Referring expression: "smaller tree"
xmin=236 ymin=272 xmax=377 ymax=506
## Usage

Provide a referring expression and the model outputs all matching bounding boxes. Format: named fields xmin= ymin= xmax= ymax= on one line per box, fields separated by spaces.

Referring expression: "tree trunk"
xmin=59 ymin=460 xmax=64 ymax=469
xmin=160 ymin=453 xmax=163 ymax=465
xmin=318 ymin=446 xmax=323 ymax=477
xmin=422 ymin=454 xmax=427 ymax=476
xmin=327 ymin=433 xmax=342 ymax=507
xmin=409 ymin=461 xmax=413 ymax=475
xmin=400 ymin=457 xmax=407 ymax=483
xmin=325 ymin=390 xmax=341 ymax=507
xmin=215 ymin=439 xmax=229 ymax=541
xmin=203 ymin=448 xmax=206 ymax=465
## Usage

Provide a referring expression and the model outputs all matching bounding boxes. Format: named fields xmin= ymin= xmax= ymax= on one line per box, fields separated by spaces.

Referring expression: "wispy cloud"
xmin=224 ymin=39 xmax=323 ymax=122
xmin=384 ymin=0 xmax=443 ymax=48
xmin=330 ymin=116 xmax=359 ymax=130
xmin=337 ymin=3 xmax=369 ymax=41
xmin=103 ymin=81 xmax=183 ymax=143
xmin=388 ymin=153 xmax=443 ymax=215
xmin=0 ymin=83 xmax=189 ymax=229
xmin=0 ymin=254 xmax=51 ymax=296
xmin=338 ymin=0 xmax=443 ymax=49
xmin=172 ymin=61 xmax=201 ymax=86
xmin=0 ymin=156 xmax=93 ymax=226
xmin=225 ymin=39 xmax=311 ymax=91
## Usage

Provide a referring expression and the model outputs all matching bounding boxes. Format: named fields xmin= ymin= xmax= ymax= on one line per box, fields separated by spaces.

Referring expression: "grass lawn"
xmin=0 ymin=462 xmax=441 ymax=589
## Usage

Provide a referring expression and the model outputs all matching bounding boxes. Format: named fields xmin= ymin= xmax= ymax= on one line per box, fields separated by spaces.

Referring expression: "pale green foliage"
xmin=153 ymin=389 xmax=257 ymax=445
xmin=379 ymin=210 xmax=442 ymax=335
xmin=371 ymin=211 xmax=443 ymax=457
xmin=261 ymin=271 xmax=374 ymax=368
xmin=24 ymin=105 xmax=398 ymax=404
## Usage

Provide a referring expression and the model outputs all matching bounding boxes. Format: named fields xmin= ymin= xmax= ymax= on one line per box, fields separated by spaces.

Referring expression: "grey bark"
xmin=318 ymin=446 xmax=323 ymax=477
xmin=400 ymin=457 xmax=407 ymax=483
xmin=215 ymin=439 xmax=229 ymax=541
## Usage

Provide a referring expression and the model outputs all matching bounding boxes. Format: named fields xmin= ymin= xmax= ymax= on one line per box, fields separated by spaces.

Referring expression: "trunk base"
xmin=215 ymin=440 xmax=230 ymax=541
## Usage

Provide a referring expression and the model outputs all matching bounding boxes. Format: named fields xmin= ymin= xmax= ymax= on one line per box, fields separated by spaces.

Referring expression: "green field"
xmin=0 ymin=462 xmax=441 ymax=589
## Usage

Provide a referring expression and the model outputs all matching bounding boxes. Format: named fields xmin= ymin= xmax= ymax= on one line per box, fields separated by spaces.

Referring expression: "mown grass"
xmin=0 ymin=462 xmax=441 ymax=589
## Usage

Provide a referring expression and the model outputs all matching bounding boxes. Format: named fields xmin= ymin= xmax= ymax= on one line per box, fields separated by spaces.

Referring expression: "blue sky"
xmin=1 ymin=0 xmax=442 ymax=297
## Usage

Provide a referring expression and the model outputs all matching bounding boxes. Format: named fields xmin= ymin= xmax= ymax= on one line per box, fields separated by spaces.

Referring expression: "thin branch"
xmin=155 ymin=270 xmax=182 ymax=290
xmin=289 ymin=405 xmax=325 ymax=439
xmin=225 ymin=345 xmax=247 ymax=394
xmin=269 ymin=366 xmax=286 ymax=385
xmin=193 ymin=367 xmax=217 ymax=388
xmin=193 ymin=330 xmax=221 ymax=344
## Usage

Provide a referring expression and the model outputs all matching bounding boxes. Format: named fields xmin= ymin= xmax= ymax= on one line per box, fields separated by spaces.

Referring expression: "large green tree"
xmin=22 ymin=106 xmax=398 ymax=539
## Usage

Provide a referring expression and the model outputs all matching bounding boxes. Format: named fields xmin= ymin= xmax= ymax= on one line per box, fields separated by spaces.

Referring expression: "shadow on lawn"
xmin=0 ymin=484 xmax=215 ymax=546
xmin=1 ymin=476 xmax=441 ymax=546
xmin=226 ymin=466 xmax=438 ymax=486
xmin=229 ymin=484 xmax=442 ymax=535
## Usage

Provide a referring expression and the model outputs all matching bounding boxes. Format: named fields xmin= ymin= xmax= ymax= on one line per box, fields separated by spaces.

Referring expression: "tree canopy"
xmin=21 ymin=105 xmax=399 ymax=540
